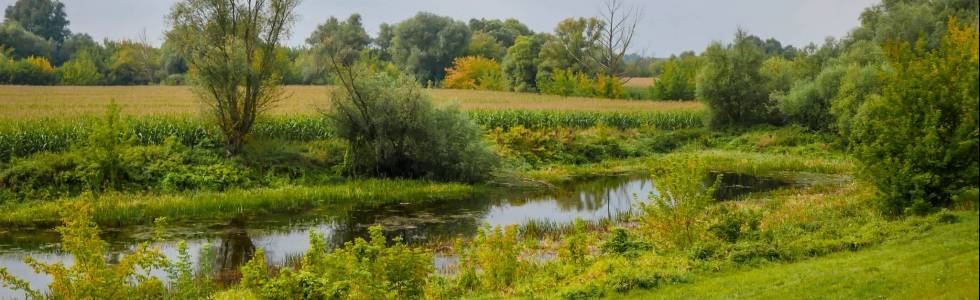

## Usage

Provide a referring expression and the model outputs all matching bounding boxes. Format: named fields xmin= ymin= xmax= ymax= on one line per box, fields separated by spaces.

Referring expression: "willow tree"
xmin=167 ymin=0 xmax=299 ymax=155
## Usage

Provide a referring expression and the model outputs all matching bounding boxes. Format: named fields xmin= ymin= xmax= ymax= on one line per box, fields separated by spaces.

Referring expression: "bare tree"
xmin=167 ymin=0 xmax=299 ymax=155
xmin=556 ymin=0 xmax=642 ymax=78
xmin=596 ymin=0 xmax=642 ymax=78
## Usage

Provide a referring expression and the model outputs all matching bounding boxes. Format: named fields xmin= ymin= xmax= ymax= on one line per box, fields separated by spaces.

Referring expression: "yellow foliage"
xmin=443 ymin=56 xmax=506 ymax=91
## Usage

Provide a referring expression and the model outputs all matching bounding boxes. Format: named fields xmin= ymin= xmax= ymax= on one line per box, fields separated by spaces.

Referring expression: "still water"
xmin=0 ymin=173 xmax=787 ymax=298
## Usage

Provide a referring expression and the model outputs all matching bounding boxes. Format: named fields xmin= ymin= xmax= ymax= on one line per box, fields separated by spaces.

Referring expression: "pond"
xmin=0 ymin=172 xmax=790 ymax=297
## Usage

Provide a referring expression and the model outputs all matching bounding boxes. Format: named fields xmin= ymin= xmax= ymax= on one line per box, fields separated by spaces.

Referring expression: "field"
xmin=617 ymin=213 xmax=979 ymax=299
xmin=0 ymin=85 xmax=700 ymax=119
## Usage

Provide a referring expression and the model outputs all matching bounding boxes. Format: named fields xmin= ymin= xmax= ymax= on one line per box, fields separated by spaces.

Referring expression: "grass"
xmin=0 ymin=85 xmax=703 ymax=119
xmin=613 ymin=212 xmax=979 ymax=299
xmin=0 ymin=179 xmax=473 ymax=228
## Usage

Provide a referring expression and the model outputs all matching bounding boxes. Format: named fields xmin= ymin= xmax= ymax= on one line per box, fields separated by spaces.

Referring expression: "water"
xmin=0 ymin=173 xmax=789 ymax=297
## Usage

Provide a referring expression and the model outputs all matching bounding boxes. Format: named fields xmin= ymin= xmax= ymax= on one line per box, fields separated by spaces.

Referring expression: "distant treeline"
xmin=0 ymin=0 xmax=788 ymax=100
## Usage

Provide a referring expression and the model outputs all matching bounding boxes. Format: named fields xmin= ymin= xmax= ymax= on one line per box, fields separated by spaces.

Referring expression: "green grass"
xmin=613 ymin=213 xmax=980 ymax=299
xmin=0 ymin=179 xmax=473 ymax=228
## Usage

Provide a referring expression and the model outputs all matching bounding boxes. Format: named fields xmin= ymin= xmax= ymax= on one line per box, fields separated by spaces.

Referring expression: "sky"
xmin=2 ymin=0 xmax=879 ymax=57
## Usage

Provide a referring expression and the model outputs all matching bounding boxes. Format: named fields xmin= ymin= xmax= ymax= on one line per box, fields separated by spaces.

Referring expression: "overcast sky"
xmin=2 ymin=0 xmax=879 ymax=56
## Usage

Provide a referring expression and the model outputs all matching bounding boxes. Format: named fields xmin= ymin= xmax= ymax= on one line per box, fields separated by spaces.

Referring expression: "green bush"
xmin=325 ymin=64 xmax=498 ymax=182
xmin=849 ymin=21 xmax=979 ymax=215
xmin=696 ymin=30 xmax=772 ymax=129
xmin=240 ymin=226 xmax=433 ymax=299
xmin=57 ymin=51 xmax=103 ymax=85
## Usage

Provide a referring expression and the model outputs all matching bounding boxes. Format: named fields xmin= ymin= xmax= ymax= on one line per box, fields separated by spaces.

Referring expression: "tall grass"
xmin=0 ymin=179 xmax=473 ymax=228
xmin=0 ymin=111 xmax=703 ymax=160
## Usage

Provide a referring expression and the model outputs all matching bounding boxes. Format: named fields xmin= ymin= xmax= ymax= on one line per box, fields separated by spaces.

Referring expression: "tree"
xmin=167 ymin=0 xmax=299 ymax=155
xmin=3 ymin=0 xmax=69 ymax=43
xmin=53 ymin=32 xmax=97 ymax=65
xmin=502 ymin=35 xmax=542 ymax=92
xmin=443 ymin=56 xmax=505 ymax=91
xmin=696 ymin=29 xmax=770 ymax=129
xmin=650 ymin=53 xmax=701 ymax=100
xmin=538 ymin=17 xmax=602 ymax=76
xmin=593 ymin=0 xmax=642 ymax=77
xmin=0 ymin=21 xmax=53 ymax=59
xmin=389 ymin=12 xmax=471 ymax=84
xmin=373 ymin=23 xmax=394 ymax=61
xmin=325 ymin=62 xmax=497 ymax=182
xmin=466 ymin=31 xmax=506 ymax=60
xmin=307 ymin=14 xmax=370 ymax=67
xmin=468 ymin=18 xmax=532 ymax=48
xmin=849 ymin=20 xmax=978 ymax=215
xmin=107 ymin=40 xmax=159 ymax=85
xmin=57 ymin=49 xmax=102 ymax=85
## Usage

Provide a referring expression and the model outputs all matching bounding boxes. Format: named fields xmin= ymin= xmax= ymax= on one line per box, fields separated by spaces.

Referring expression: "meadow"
xmin=0 ymin=85 xmax=701 ymax=119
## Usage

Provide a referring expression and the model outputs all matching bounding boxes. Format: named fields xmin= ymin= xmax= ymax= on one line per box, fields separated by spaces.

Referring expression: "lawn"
xmin=0 ymin=85 xmax=702 ymax=119
xmin=614 ymin=213 xmax=980 ymax=299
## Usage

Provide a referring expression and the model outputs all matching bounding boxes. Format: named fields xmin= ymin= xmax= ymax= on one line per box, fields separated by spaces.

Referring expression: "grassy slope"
xmin=614 ymin=213 xmax=980 ymax=299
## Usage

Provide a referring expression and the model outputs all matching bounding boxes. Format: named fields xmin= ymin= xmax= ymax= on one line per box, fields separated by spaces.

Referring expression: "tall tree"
xmin=389 ymin=12 xmax=470 ymax=83
xmin=167 ymin=0 xmax=299 ymax=155
xmin=502 ymin=35 xmax=542 ymax=92
xmin=696 ymin=29 xmax=770 ymax=129
xmin=594 ymin=0 xmax=642 ymax=77
xmin=307 ymin=14 xmax=370 ymax=66
xmin=538 ymin=17 xmax=602 ymax=75
xmin=3 ymin=0 xmax=69 ymax=43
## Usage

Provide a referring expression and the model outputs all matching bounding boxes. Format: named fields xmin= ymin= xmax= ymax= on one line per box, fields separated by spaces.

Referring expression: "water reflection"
xmin=0 ymin=176 xmax=654 ymax=297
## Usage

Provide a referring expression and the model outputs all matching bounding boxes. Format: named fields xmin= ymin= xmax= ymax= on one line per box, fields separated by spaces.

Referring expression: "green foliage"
xmin=537 ymin=68 xmax=626 ymax=99
xmin=168 ymin=0 xmax=299 ymax=155
xmin=57 ymin=50 xmax=103 ymax=85
xmin=3 ymin=0 xmax=70 ymax=43
xmin=107 ymin=40 xmax=161 ymax=85
xmin=537 ymin=17 xmax=602 ymax=75
xmin=649 ymin=54 xmax=701 ymax=100
xmin=0 ymin=54 xmax=57 ymax=84
xmin=81 ymin=101 xmax=133 ymax=192
xmin=0 ymin=21 xmax=53 ymax=59
xmin=774 ymin=64 xmax=844 ymax=131
xmin=240 ymin=226 xmax=433 ymax=299
xmin=467 ymin=18 xmax=532 ymax=48
xmin=389 ymin=12 xmax=471 ymax=83
xmin=502 ymin=35 xmax=542 ymax=92
xmin=640 ymin=158 xmax=719 ymax=251
xmin=0 ymin=203 xmax=181 ymax=299
xmin=849 ymin=21 xmax=979 ymax=215
xmin=487 ymin=125 xmax=639 ymax=166
xmin=559 ymin=219 xmax=591 ymax=265
xmin=326 ymin=64 xmax=498 ymax=182
xmin=306 ymin=13 xmax=371 ymax=69
xmin=697 ymin=29 xmax=772 ymax=129
xmin=442 ymin=56 xmax=506 ymax=90
xmin=456 ymin=225 xmax=524 ymax=291
xmin=466 ymin=31 xmax=506 ymax=60
xmin=602 ymin=227 xmax=652 ymax=257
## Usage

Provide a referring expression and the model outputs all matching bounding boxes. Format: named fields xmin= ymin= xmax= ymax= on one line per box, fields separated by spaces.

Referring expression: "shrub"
xmin=456 ymin=225 xmax=524 ymax=291
xmin=696 ymin=29 xmax=771 ymax=129
xmin=649 ymin=55 xmax=700 ymax=100
xmin=240 ymin=226 xmax=433 ymax=299
xmin=57 ymin=51 xmax=103 ymax=85
xmin=0 ymin=55 xmax=58 ymax=85
xmin=849 ymin=20 xmax=979 ymax=215
xmin=537 ymin=69 xmax=626 ymax=99
xmin=325 ymin=64 xmax=498 ymax=182
xmin=0 ymin=202 xmax=205 ymax=299
xmin=442 ymin=56 xmax=506 ymax=90
xmin=775 ymin=64 xmax=844 ymax=131
xmin=640 ymin=157 xmax=719 ymax=251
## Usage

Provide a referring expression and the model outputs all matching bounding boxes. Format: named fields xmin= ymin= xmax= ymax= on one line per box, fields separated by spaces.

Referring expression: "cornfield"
xmin=0 ymin=111 xmax=703 ymax=161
